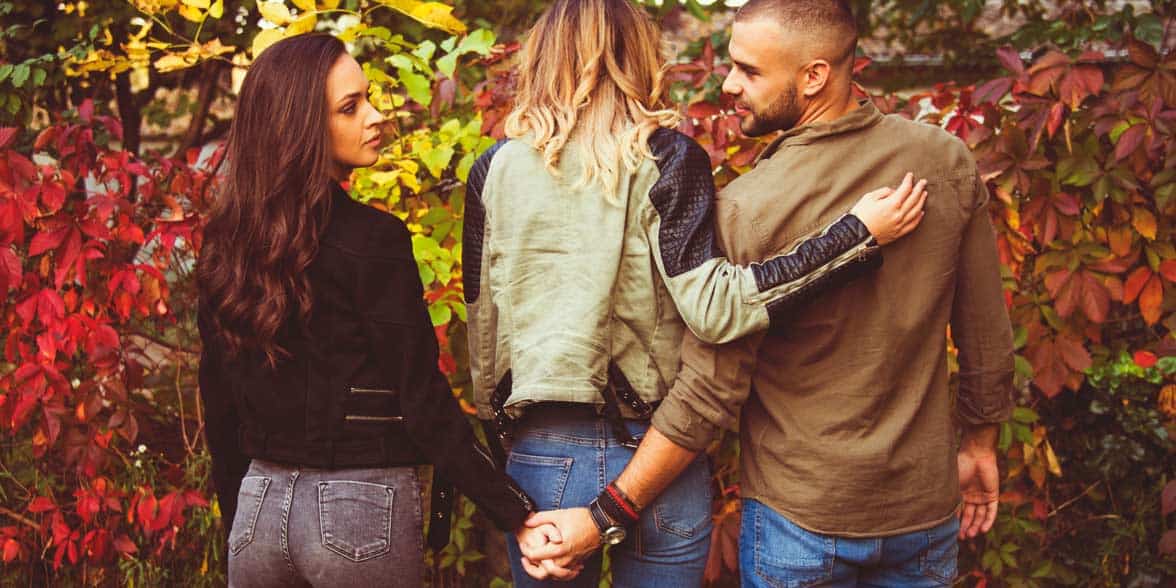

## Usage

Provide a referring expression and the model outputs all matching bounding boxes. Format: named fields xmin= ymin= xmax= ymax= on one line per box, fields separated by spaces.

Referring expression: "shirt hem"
xmin=743 ymin=493 xmax=962 ymax=538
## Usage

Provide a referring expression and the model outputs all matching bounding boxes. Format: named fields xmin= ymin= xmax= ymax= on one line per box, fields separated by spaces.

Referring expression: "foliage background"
xmin=0 ymin=0 xmax=1173 ymax=586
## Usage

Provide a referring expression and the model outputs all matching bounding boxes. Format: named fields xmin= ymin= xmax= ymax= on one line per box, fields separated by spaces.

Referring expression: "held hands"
xmin=515 ymin=508 xmax=601 ymax=581
xmin=850 ymin=172 xmax=929 ymax=245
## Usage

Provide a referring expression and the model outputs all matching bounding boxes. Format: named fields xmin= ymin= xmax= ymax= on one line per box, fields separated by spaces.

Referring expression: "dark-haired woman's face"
xmin=326 ymin=54 xmax=384 ymax=181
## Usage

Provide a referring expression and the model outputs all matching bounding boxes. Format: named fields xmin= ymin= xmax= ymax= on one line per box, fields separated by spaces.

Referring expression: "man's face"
xmin=722 ymin=18 xmax=805 ymax=137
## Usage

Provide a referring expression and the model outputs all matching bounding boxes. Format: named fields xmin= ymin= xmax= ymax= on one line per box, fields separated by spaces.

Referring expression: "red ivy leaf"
xmin=1134 ymin=350 xmax=1158 ymax=369
xmin=0 ymin=128 xmax=18 ymax=150
xmin=27 ymin=496 xmax=56 ymax=513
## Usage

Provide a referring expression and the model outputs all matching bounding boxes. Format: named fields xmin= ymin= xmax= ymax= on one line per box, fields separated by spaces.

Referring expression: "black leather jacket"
xmin=198 ymin=184 xmax=534 ymax=540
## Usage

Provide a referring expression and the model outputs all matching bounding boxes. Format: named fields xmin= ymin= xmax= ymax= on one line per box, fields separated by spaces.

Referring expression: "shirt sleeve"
xmin=951 ymin=174 xmax=1015 ymax=424
xmin=643 ymin=129 xmax=881 ymax=345
xmin=196 ymin=305 xmax=252 ymax=539
xmin=652 ymin=330 xmax=765 ymax=450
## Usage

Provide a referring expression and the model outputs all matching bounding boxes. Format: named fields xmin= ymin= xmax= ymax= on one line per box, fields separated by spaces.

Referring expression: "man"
xmin=523 ymin=0 xmax=1014 ymax=585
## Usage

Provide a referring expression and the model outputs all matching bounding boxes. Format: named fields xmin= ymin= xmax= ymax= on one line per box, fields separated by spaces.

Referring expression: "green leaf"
xmin=436 ymin=52 xmax=459 ymax=78
xmin=428 ymin=302 xmax=452 ymax=326
xmin=10 ymin=63 xmax=29 ymax=88
xmin=418 ymin=207 xmax=450 ymax=226
xmin=1012 ymin=407 xmax=1039 ymax=424
xmin=455 ymin=151 xmax=476 ymax=183
xmin=1031 ymin=560 xmax=1054 ymax=578
xmin=397 ymin=66 xmax=431 ymax=106
xmin=0 ymin=64 xmax=12 ymax=83
xmin=387 ymin=54 xmax=414 ymax=71
xmin=32 ymin=68 xmax=46 ymax=86
xmin=420 ymin=143 xmax=454 ymax=179
xmin=412 ymin=39 xmax=437 ymax=63
xmin=998 ymin=422 xmax=1012 ymax=451
xmin=456 ymin=28 xmax=495 ymax=56
xmin=1014 ymin=423 xmax=1035 ymax=444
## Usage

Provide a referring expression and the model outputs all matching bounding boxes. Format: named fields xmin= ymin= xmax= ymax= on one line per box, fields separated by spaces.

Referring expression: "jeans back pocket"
xmin=317 ymin=480 xmax=395 ymax=562
xmin=229 ymin=476 xmax=271 ymax=555
xmin=505 ymin=452 xmax=574 ymax=510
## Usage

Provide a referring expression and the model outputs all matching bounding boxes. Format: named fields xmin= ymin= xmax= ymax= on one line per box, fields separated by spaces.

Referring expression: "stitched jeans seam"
xmin=280 ymin=470 xmax=300 ymax=577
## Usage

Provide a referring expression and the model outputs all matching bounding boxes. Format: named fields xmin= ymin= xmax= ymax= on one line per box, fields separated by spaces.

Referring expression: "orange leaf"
xmin=1131 ymin=207 xmax=1157 ymax=240
xmin=1139 ymin=274 xmax=1163 ymax=325
xmin=1160 ymin=260 xmax=1176 ymax=283
xmin=1124 ymin=267 xmax=1152 ymax=303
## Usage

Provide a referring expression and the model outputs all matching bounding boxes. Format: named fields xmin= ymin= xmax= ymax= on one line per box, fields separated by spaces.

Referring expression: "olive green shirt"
xmin=652 ymin=102 xmax=1014 ymax=536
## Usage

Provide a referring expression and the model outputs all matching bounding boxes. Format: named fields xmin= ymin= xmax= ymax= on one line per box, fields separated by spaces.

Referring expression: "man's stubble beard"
xmin=740 ymin=84 xmax=801 ymax=138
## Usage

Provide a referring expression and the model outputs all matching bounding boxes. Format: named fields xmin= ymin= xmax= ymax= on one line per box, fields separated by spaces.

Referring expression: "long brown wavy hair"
xmin=198 ymin=34 xmax=346 ymax=367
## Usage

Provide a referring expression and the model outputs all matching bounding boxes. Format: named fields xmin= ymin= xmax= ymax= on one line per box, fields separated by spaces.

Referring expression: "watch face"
xmin=603 ymin=526 xmax=627 ymax=545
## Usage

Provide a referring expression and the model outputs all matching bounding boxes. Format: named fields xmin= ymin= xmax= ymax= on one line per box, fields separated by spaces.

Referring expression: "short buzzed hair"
xmin=736 ymin=0 xmax=858 ymax=69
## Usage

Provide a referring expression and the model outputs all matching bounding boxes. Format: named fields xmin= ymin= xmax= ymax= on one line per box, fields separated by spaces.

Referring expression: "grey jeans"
xmin=227 ymin=459 xmax=423 ymax=588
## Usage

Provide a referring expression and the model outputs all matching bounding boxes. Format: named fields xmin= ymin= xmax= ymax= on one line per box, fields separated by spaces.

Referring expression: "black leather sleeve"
xmin=196 ymin=304 xmax=251 ymax=540
xmin=647 ymin=128 xmax=883 ymax=329
xmin=754 ymin=215 xmax=881 ymax=326
xmin=463 ymin=140 xmax=508 ymax=304
xmin=362 ymin=215 xmax=535 ymax=532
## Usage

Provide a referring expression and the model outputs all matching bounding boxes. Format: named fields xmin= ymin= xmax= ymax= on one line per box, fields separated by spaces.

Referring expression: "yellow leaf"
xmin=377 ymin=0 xmax=466 ymax=34
xmin=1132 ymin=207 xmax=1157 ymax=240
xmin=154 ymin=52 xmax=196 ymax=73
xmin=208 ymin=0 xmax=224 ymax=19
xmin=291 ymin=0 xmax=316 ymax=11
xmin=199 ymin=38 xmax=236 ymax=58
xmin=286 ymin=12 xmax=317 ymax=35
xmin=129 ymin=19 xmax=153 ymax=42
xmin=251 ymin=28 xmax=286 ymax=58
xmin=1043 ymin=440 xmax=1062 ymax=477
xmin=320 ymin=0 xmax=339 ymax=8
xmin=177 ymin=3 xmax=204 ymax=22
xmin=258 ymin=1 xmax=293 ymax=25
xmin=183 ymin=0 xmax=210 ymax=8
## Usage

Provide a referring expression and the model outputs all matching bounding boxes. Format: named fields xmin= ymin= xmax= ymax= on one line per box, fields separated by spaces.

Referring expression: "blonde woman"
xmin=462 ymin=0 xmax=926 ymax=585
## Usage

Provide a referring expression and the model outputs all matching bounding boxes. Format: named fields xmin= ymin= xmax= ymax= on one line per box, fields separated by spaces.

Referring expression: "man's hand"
xmin=958 ymin=424 xmax=1000 ymax=539
xmin=514 ymin=515 xmax=580 ymax=581
xmin=518 ymin=508 xmax=602 ymax=579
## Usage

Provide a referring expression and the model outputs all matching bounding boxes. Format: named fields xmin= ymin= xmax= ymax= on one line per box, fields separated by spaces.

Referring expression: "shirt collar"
xmin=754 ymin=100 xmax=884 ymax=165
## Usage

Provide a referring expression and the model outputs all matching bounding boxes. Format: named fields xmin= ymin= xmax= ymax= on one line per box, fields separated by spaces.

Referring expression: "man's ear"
xmin=800 ymin=60 xmax=831 ymax=97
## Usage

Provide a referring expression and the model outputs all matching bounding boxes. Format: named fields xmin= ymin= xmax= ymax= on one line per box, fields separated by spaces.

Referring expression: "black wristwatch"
xmin=588 ymin=498 xmax=627 ymax=545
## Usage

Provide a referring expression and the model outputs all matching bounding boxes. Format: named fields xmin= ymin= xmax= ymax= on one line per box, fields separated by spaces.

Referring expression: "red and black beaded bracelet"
xmin=596 ymin=482 xmax=641 ymax=528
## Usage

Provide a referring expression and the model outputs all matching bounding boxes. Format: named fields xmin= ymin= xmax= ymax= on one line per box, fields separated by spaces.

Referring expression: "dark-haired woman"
xmin=197 ymin=34 xmax=544 ymax=587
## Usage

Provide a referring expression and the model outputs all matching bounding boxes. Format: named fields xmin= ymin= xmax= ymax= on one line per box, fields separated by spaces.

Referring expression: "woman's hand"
xmin=849 ymin=172 xmax=928 ymax=245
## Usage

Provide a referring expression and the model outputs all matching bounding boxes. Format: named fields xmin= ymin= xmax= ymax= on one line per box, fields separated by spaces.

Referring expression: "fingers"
xmin=862 ymin=186 xmax=893 ymax=201
xmin=980 ymin=499 xmax=998 ymax=534
xmin=898 ymin=179 xmax=927 ymax=216
xmin=520 ymin=538 xmax=571 ymax=561
xmin=895 ymin=180 xmax=928 ymax=238
xmin=538 ymin=522 xmax=563 ymax=544
xmin=540 ymin=558 xmax=580 ymax=581
xmin=521 ymin=556 xmax=549 ymax=580
xmin=958 ymin=502 xmax=977 ymax=540
xmin=958 ymin=499 xmax=997 ymax=539
xmin=889 ymin=172 xmax=915 ymax=202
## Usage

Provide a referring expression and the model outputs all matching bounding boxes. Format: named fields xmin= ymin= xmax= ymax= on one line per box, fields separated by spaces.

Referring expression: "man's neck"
xmin=794 ymin=90 xmax=858 ymax=128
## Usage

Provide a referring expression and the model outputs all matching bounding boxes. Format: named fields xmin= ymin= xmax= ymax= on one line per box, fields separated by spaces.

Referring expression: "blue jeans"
xmin=227 ymin=460 xmax=423 ymax=587
xmin=504 ymin=406 xmax=713 ymax=587
xmin=739 ymin=499 xmax=959 ymax=588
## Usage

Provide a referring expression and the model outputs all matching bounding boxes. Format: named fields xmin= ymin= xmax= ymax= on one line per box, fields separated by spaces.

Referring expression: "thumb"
xmin=525 ymin=510 xmax=559 ymax=528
